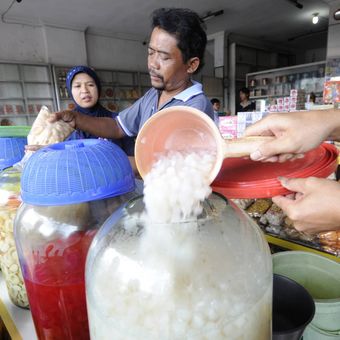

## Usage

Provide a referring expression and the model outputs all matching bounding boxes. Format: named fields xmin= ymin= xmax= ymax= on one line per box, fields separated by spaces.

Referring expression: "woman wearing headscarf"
xmin=65 ymin=65 xmax=135 ymax=156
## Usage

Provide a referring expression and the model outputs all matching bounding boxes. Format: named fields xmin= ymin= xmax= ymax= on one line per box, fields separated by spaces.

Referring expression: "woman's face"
xmin=71 ymin=73 xmax=99 ymax=108
xmin=239 ymin=91 xmax=247 ymax=102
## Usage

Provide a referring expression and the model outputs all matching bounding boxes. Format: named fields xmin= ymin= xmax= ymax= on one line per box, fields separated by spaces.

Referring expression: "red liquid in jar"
xmin=23 ymin=230 xmax=96 ymax=340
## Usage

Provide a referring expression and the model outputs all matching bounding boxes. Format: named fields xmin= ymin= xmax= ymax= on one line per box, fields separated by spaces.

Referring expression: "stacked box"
xmin=283 ymin=103 xmax=290 ymax=112
xmin=255 ymin=100 xmax=266 ymax=112
xmin=276 ymin=98 xmax=284 ymax=105
xmin=289 ymin=89 xmax=306 ymax=111
xmin=269 ymin=105 xmax=278 ymax=112
xmin=237 ymin=111 xmax=269 ymax=137
xmin=219 ymin=116 xmax=237 ymax=139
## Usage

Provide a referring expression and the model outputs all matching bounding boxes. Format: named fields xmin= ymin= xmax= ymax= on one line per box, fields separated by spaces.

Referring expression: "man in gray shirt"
xmin=53 ymin=8 xmax=214 ymax=170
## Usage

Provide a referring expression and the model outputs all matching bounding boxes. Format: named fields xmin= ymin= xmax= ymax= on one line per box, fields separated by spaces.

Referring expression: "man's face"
xmin=213 ymin=102 xmax=221 ymax=112
xmin=148 ymin=27 xmax=192 ymax=91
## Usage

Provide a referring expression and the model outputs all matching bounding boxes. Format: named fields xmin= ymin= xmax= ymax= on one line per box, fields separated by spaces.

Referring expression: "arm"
xmin=245 ymin=109 xmax=340 ymax=162
xmin=51 ymin=111 xmax=126 ymax=139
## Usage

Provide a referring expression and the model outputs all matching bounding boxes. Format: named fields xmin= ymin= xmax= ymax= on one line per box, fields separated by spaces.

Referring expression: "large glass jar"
xmin=0 ymin=168 xmax=29 ymax=308
xmin=86 ymin=193 xmax=273 ymax=340
xmin=14 ymin=139 xmax=136 ymax=340
xmin=0 ymin=126 xmax=29 ymax=172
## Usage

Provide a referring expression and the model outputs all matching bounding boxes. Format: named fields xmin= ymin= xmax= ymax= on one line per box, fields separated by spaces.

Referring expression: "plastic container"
xmin=14 ymin=139 xmax=135 ymax=340
xmin=212 ymin=143 xmax=338 ymax=198
xmin=0 ymin=126 xmax=30 ymax=172
xmin=86 ymin=194 xmax=273 ymax=340
xmin=135 ymin=105 xmax=271 ymax=183
xmin=0 ymin=168 xmax=29 ymax=308
xmin=273 ymin=274 xmax=315 ymax=340
xmin=273 ymin=251 xmax=340 ymax=339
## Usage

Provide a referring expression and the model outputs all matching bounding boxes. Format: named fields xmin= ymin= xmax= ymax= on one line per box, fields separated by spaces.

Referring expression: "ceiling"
xmin=0 ymin=0 xmax=331 ymax=50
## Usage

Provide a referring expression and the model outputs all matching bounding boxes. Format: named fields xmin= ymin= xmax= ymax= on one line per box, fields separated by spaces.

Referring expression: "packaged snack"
xmin=246 ymin=199 xmax=272 ymax=218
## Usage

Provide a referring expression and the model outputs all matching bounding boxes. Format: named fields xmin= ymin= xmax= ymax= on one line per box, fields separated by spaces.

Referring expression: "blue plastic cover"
xmin=21 ymin=139 xmax=135 ymax=206
xmin=0 ymin=137 xmax=27 ymax=171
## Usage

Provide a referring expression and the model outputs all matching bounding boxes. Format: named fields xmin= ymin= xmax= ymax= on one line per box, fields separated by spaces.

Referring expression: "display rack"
xmin=53 ymin=66 xmax=150 ymax=112
xmin=0 ymin=62 xmax=57 ymax=126
xmin=246 ymin=61 xmax=326 ymax=102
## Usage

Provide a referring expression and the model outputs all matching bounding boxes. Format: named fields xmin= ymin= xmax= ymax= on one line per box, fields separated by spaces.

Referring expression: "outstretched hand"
xmin=245 ymin=111 xmax=333 ymax=162
xmin=49 ymin=110 xmax=77 ymax=129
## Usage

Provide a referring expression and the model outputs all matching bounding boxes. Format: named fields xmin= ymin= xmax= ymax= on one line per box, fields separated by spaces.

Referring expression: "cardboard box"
xmin=269 ymin=105 xmax=278 ymax=112
xmin=283 ymin=103 xmax=290 ymax=111
xmin=276 ymin=98 xmax=284 ymax=105
xmin=237 ymin=112 xmax=269 ymax=137
xmin=284 ymin=97 xmax=291 ymax=104
xmin=289 ymin=103 xmax=297 ymax=111
xmin=219 ymin=116 xmax=238 ymax=139
xmin=290 ymin=89 xmax=305 ymax=98
xmin=256 ymin=100 xmax=266 ymax=112
xmin=277 ymin=104 xmax=284 ymax=112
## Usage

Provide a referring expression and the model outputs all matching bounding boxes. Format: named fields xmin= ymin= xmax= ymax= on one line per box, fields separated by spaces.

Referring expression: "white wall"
xmin=0 ymin=22 xmax=150 ymax=71
xmin=0 ymin=22 xmax=46 ymax=63
xmin=86 ymin=33 xmax=148 ymax=71
xmin=43 ymin=26 xmax=87 ymax=66
xmin=327 ymin=1 xmax=340 ymax=59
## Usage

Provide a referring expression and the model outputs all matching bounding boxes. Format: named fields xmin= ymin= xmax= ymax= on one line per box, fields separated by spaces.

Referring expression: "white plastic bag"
xmin=14 ymin=106 xmax=74 ymax=170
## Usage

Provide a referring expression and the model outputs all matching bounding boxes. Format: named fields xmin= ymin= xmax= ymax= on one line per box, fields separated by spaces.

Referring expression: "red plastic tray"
xmin=212 ymin=143 xmax=338 ymax=199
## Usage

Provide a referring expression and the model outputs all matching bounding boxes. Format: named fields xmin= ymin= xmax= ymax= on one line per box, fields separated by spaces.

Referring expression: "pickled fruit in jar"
xmin=0 ymin=194 xmax=29 ymax=308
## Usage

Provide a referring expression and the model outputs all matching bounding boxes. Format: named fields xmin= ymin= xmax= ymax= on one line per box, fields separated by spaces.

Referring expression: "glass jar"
xmin=0 ymin=126 xmax=29 ymax=172
xmin=86 ymin=193 xmax=273 ymax=340
xmin=14 ymin=139 xmax=136 ymax=340
xmin=0 ymin=168 xmax=29 ymax=308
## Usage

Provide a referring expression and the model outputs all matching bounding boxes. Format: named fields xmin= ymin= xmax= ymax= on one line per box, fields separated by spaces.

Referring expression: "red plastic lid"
xmin=212 ymin=143 xmax=339 ymax=199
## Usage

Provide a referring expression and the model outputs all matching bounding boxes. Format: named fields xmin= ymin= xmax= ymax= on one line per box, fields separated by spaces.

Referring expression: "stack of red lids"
xmin=212 ymin=143 xmax=339 ymax=199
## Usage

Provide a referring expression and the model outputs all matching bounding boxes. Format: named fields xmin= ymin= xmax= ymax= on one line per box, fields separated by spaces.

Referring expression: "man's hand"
xmin=49 ymin=110 xmax=77 ymax=129
xmin=245 ymin=110 xmax=337 ymax=162
xmin=50 ymin=110 xmax=125 ymax=140
xmin=273 ymin=177 xmax=340 ymax=233
xmin=25 ymin=145 xmax=45 ymax=152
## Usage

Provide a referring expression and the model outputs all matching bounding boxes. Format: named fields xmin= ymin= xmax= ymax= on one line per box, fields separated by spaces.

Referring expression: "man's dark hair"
xmin=151 ymin=8 xmax=207 ymax=73
xmin=211 ymin=98 xmax=220 ymax=105
xmin=240 ymin=87 xmax=250 ymax=97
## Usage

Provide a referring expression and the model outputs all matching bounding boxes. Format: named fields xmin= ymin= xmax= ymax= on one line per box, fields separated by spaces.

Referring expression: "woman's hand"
xmin=273 ymin=177 xmax=340 ymax=233
xmin=245 ymin=110 xmax=337 ymax=162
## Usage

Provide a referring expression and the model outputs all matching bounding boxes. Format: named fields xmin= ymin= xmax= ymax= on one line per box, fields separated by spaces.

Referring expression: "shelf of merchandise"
xmin=265 ymin=234 xmax=340 ymax=263
xmin=0 ymin=62 xmax=57 ymax=126
xmin=53 ymin=66 xmax=150 ymax=112
xmin=246 ymin=61 xmax=326 ymax=102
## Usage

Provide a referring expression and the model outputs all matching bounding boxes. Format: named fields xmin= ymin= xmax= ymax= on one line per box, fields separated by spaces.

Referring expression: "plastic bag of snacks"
xmin=318 ymin=231 xmax=340 ymax=256
xmin=27 ymin=105 xmax=74 ymax=146
xmin=14 ymin=106 xmax=74 ymax=170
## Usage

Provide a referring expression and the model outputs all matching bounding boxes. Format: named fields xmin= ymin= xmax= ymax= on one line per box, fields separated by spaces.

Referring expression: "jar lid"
xmin=0 ymin=137 xmax=27 ymax=171
xmin=212 ymin=143 xmax=338 ymax=199
xmin=21 ymin=139 xmax=135 ymax=206
xmin=0 ymin=126 xmax=31 ymax=137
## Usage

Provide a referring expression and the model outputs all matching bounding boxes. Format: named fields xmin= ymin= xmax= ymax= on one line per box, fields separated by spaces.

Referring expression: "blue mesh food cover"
xmin=21 ymin=139 xmax=135 ymax=206
xmin=0 ymin=137 xmax=27 ymax=171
